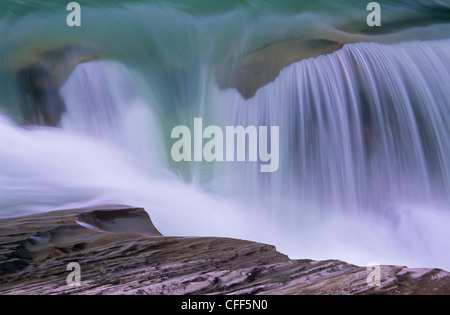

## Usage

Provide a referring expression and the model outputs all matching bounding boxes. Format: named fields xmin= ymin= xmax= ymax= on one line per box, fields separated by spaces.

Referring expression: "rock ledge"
xmin=1 ymin=206 xmax=449 ymax=295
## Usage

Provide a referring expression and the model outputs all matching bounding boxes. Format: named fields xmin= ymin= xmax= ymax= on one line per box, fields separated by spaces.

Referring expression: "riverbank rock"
xmin=0 ymin=206 xmax=449 ymax=295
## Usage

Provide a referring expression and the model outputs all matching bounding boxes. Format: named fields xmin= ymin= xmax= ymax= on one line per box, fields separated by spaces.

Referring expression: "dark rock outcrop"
xmin=11 ymin=45 xmax=101 ymax=126
xmin=0 ymin=206 xmax=449 ymax=295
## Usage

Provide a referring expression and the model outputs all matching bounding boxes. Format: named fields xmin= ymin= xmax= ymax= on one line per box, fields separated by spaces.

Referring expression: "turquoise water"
xmin=1 ymin=1 xmax=449 ymax=119
xmin=0 ymin=1 xmax=449 ymax=269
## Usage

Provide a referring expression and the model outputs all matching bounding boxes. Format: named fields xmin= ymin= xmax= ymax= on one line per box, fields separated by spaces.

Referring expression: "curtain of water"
xmin=212 ymin=40 xmax=450 ymax=213
xmin=209 ymin=39 xmax=450 ymax=268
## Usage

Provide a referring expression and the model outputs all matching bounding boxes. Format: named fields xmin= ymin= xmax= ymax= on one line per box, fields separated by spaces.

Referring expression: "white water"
xmin=0 ymin=40 xmax=449 ymax=270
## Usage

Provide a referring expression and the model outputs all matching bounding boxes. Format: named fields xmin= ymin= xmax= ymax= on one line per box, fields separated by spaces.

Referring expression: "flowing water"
xmin=0 ymin=0 xmax=449 ymax=270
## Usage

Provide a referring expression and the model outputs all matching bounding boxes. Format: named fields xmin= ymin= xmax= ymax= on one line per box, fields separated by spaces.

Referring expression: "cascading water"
xmin=0 ymin=0 xmax=449 ymax=270
xmin=215 ymin=39 xmax=450 ymax=210
xmin=60 ymin=60 xmax=168 ymax=173
xmin=0 ymin=59 xmax=264 ymax=240
xmin=211 ymin=39 xmax=450 ymax=268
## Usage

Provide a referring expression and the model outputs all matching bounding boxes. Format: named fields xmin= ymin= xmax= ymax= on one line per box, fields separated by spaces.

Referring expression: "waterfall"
xmin=0 ymin=39 xmax=449 ymax=269
xmin=213 ymin=39 xmax=450 ymax=211
xmin=0 ymin=60 xmax=267 ymax=243
xmin=208 ymin=39 xmax=450 ymax=268
xmin=60 ymin=60 xmax=168 ymax=174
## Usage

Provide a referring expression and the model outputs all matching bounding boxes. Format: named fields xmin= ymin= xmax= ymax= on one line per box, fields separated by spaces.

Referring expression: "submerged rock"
xmin=11 ymin=45 xmax=101 ymax=126
xmin=216 ymin=37 xmax=349 ymax=100
xmin=0 ymin=206 xmax=449 ymax=295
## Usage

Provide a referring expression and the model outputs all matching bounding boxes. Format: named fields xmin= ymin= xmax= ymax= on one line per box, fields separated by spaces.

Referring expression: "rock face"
xmin=0 ymin=206 xmax=449 ymax=295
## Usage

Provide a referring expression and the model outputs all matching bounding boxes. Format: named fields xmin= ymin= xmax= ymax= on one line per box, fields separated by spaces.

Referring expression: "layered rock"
xmin=0 ymin=206 xmax=449 ymax=295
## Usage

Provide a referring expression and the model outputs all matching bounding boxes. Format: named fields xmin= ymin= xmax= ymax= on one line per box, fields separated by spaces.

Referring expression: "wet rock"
xmin=11 ymin=45 xmax=101 ymax=126
xmin=0 ymin=206 xmax=449 ymax=295
xmin=75 ymin=208 xmax=162 ymax=236
xmin=216 ymin=37 xmax=348 ymax=99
